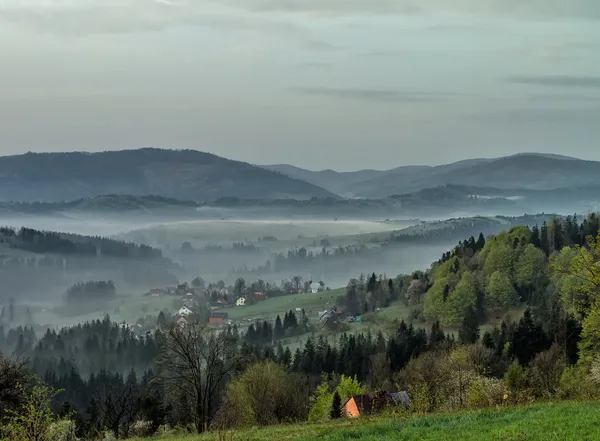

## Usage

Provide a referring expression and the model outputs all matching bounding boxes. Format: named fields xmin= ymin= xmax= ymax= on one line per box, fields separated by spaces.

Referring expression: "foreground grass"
xmin=137 ymin=401 xmax=600 ymax=441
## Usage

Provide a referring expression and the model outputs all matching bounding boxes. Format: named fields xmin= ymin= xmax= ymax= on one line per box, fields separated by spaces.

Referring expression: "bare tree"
xmin=0 ymin=352 xmax=29 ymax=422
xmin=156 ymin=323 xmax=240 ymax=433
xmin=95 ymin=371 xmax=140 ymax=438
xmin=291 ymin=276 xmax=303 ymax=292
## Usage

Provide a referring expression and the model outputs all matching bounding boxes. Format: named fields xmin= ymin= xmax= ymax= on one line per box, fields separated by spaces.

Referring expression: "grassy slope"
xmin=137 ymin=401 xmax=600 ymax=441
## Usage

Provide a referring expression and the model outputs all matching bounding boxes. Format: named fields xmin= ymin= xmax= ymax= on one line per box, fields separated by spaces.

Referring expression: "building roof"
xmin=346 ymin=392 xmax=409 ymax=414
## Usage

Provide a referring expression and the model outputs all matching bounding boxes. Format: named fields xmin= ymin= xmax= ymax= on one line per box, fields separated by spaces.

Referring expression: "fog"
xmin=0 ymin=204 xmax=559 ymax=334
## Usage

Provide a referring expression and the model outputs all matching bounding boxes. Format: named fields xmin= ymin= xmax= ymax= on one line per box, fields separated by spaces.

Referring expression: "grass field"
xmin=133 ymin=401 xmax=600 ymax=441
xmin=215 ymin=288 xmax=345 ymax=323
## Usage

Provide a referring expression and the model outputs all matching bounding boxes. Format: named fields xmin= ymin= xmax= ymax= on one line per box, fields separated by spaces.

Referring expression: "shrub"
xmin=128 ymin=420 xmax=153 ymax=438
xmin=529 ymin=344 xmax=565 ymax=398
xmin=558 ymin=365 xmax=599 ymax=400
xmin=467 ymin=377 xmax=507 ymax=409
xmin=48 ymin=419 xmax=78 ymax=441
xmin=504 ymin=360 xmax=528 ymax=392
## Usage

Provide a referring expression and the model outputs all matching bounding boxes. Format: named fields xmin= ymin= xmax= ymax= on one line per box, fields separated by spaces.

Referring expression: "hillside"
xmin=0 ymin=149 xmax=336 ymax=202
xmin=265 ymin=153 xmax=600 ymax=198
xmin=133 ymin=402 xmax=600 ymax=441
xmin=2 ymin=184 xmax=598 ymax=219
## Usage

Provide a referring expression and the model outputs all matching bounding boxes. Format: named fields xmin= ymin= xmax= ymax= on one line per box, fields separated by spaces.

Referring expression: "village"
xmin=134 ymin=276 xmax=361 ymax=333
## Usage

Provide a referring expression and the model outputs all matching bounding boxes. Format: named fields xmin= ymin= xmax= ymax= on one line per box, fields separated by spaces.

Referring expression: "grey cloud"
xmin=0 ymin=0 xmax=303 ymax=36
xmin=472 ymin=107 xmax=600 ymax=123
xmin=292 ymin=87 xmax=453 ymax=103
xmin=2 ymin=0 xmax=600 ymax=38
xmin=226 ymin=0 xmax=600 ymax=18
xmin=507 ymin=76 xmax=600 ymax=88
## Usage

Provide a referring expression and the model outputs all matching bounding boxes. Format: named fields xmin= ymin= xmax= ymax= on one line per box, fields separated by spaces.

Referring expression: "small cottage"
xmin=209 ymin=312 xmax=229 ymax=326
xmin=236 ymin=297 xmax=246 ymax=307
xmin=178 ymin=305 xmax=193 ymax=316
xmin=344 ymin=392 xmax=410 ymax=418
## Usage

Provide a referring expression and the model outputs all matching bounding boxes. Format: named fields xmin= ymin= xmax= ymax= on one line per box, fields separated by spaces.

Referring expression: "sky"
xmin=1 ymin=0 xmax=599 ymax=171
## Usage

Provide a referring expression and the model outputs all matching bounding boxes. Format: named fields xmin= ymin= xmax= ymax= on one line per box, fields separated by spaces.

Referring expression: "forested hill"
xmin=0 ymin=227 xmax=164 ymax=260
xmin=0 ymin=149 xmax=336 ymax=202
xmin=413 ymin=213 xmax=600 ymax=325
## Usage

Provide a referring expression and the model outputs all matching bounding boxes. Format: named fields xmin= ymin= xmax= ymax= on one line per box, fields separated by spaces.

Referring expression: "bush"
xmin=48 ymin=420 xmax=78 ymax=441
xmin=529 ymin=344 xmax=565 ymax=398
xmin=559 ymin=365 xmax=599 ymax=400
xmin=504 ymin=360 xmax=528 ymax=392
xmin=467 ymin=377 xmax=507 ymax=409
xmin=128 ymin=420 xmax=153 ymax=438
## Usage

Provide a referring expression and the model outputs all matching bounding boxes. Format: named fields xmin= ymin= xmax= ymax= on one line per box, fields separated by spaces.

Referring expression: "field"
xmin=132 ymin=401 xmax=600 ymax=441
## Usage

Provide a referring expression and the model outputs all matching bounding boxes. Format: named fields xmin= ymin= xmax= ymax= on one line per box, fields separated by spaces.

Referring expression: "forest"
xmin=1 ymin=214 xmax=600 ymax=440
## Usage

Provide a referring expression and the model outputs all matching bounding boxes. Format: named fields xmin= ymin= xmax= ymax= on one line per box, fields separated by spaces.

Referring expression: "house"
xmin=178 ymin=305 xmax=193 ymax=316
xmin=209 ymin=312 xmax=228 ymax=326
xmin=310 ymin=282 xmax=321 ymax=293
xmin=253 ymin=292 xmax=266 ymax=301
xmin=344 ymin=392 xmax=410 ymax=418
xmin=319 ymin=308 xmax=337 ymax=325
xmin=236 ymin=297 xmax=246 ymax=307
xmin=146 ymin=288 xmax=164 ymax=297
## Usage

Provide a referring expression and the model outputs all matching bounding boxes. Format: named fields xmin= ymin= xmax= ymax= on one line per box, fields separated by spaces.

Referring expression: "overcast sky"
xmin=1 ymin=0 xmax=599 ymax=171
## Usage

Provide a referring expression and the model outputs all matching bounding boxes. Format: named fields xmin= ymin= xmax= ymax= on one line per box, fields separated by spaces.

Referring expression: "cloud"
xmin=2 ymin=0 xmax=600 ymax=38
xmin=292 ymin=87 xmax=453 ymax=103
xmin=507 ymin=76 xmax=600 ymax=88
xmin=227 ymin=0 xmax=600 ymax=18
xmin=0 ymin=0 xmax=303 ymax=36
xmin=472 ymin=107 xmax=600 ymax=123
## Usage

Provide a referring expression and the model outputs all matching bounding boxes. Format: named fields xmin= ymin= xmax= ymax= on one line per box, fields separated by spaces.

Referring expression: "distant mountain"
xmin=6 ymin=182 xmax=598 ymax=220
xmin=263 ymin=153 xmax=600 ymax=198
xmin=0 ymin=149 xmax=337 ymax=202
xmin=262 ymin=164 xmax=429 ymax=198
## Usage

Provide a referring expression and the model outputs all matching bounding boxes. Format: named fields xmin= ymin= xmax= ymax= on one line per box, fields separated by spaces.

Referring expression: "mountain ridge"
xmin=262 ymin=153 xmax=600 ymax=198
xmin=0 ymin=148 xmax=337 ymax=202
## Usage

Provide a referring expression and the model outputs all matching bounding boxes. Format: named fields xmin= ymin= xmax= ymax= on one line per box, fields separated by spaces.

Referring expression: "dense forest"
xmin=2 ymin=214 xmax=600 ymax=440
xmin=0 ymin=227 xmax=180 ymax=301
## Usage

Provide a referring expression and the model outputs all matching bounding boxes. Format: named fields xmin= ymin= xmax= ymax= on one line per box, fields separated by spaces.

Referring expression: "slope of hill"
xmin=136 ymin=401 xmax=600 ymax=441
xmin=2 ymin=183 xmax=599 ymax=220
xmin=264 ymin=154 xmax=600 ymax=198
xmin=0 ymin=149 xmax=337 ymax=202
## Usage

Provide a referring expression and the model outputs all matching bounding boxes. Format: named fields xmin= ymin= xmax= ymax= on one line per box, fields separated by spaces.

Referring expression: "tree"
xmin=156 ymin=323 xmax=240 ymax=432
xmin=292 ymin=276 xmax=303 ymax=292
xmin=458 ymin=307 xmax=480 ymax=345
xmin=486 ymin=271 xmax=519 ymax=310
xmin=444 ymin=272 xmax=478 ymax=325
xmin=191 ymin=277 xmax=205 ymax=290
xmin=234 ymin=278 xmax=246 ymax=295
xmin=216 ymin=361 xmax=308 ymax=428
xmin=181 ymin=242 xmax=194 ymax=253
xmin=330 ymin=391 xmax=342 ymax=419
xmin=274 ymin=315 xmax=284 ymax=340
xmin=1 ymin=383 xmax=60 ymax=441
xmin=0 ymin=353 xmax=29 ymax=422
xmin=559 ymin=233 xmax=600 ymax=360
xmin=514 ymin=244 xmax=547 ymax=303
xmin=9 ymin=298 xmax=14 ymax=323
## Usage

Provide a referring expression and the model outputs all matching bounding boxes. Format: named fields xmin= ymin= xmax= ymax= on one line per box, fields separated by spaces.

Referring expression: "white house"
xmin=178 ymin=305 xmax=193 ymax=316
xmin=310 ymin=282 xmax=321 ymax=294
xmin=236 ymin=297 xmax=246 ymax=307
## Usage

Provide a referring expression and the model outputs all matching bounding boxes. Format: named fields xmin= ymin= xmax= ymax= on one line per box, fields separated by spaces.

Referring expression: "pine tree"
xmin=530 ymin=225 xmax=541 ymax=248
xmin=274 ymin=315 xmax=284 ymax=339
xmin=476 ymin=233 xmax=486 ymax=251
xmin=330 ymin=391 xmax=342 ymax=419
xmin=458 ymin=307 xmax=480 ymax=345
xmin=540 ymin=221 xmax=549 ymax=254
